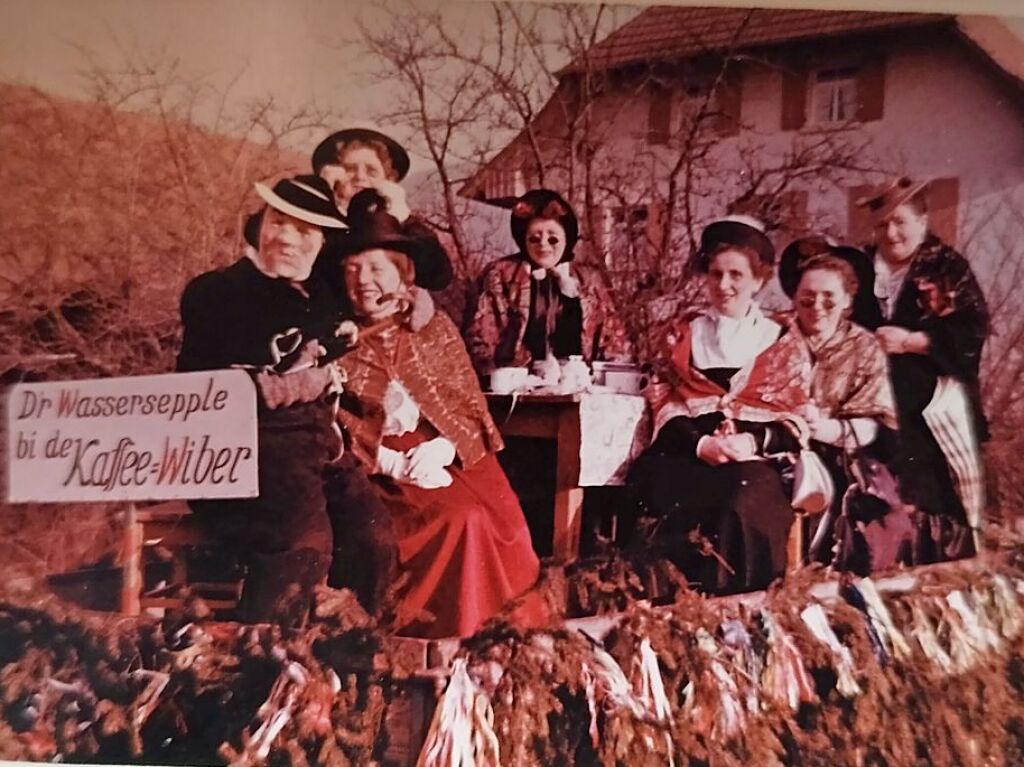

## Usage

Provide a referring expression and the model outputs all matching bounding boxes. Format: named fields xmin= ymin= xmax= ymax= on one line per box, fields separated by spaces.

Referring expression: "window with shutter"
xmin=811 ymin=67 xmax=859 ymax=124
xmin=647 ymin=84 xmax=672 ymax=146
xmin=783 ymin=55 xmax=885 ymax=129
xmin=847 ymin=183 xmax=877 ymax=247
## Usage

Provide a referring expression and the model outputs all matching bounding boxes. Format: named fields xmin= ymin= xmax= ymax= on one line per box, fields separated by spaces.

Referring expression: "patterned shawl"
xmin=334 ymin=311 xmax=503 ymax=470
xmin=648 ymin=311 xmax=814 ymax=442
xmin=466 ymin=254 xmax=633 ymax=374
xmin=793 ymin=317 xmax=898 ymax=431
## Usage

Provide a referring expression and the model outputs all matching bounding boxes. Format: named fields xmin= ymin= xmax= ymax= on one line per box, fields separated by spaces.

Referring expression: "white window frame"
xmin=810 ymin=65 xmax=859 ymax=125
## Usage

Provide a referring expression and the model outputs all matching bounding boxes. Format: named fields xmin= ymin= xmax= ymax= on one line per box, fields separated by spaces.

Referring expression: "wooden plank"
xmin=552 ymin=406 xmax=584 ymax=562
xmin=120 ymin=504 xmax=142 ymax=616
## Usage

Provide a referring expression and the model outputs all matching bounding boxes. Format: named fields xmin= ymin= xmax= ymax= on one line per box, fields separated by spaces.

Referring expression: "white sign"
xmin=5 ymin=371 xmax=258 ymax=502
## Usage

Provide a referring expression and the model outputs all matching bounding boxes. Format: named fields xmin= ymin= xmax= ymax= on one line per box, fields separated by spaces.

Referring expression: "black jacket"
xmin=864 ymin=235 xmax=989 ymax=439
xmin=177 ymin=257 xmax=340 ymax=373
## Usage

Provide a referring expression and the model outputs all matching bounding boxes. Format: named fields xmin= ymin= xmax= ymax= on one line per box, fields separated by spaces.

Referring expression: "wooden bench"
xmin=121 ymin=501 xmax=242 ymax=615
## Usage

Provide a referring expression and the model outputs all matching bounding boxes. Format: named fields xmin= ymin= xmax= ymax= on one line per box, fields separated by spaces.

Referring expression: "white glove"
xmin=375 ymin=446 xmax=410 ymax=480
xmin=550 ymin=261 xmax=580 ymax=298
xmin=376 ymin=441 xmax=454 ymax=489
xmin=374 ymin=179 xmax=411 ymax=222
xmin=406 ymin=437 xmax=456 ymax=474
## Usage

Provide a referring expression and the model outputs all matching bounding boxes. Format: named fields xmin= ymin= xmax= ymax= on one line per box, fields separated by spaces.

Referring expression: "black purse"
xmin=831 ymin=424 xmax=911 ymax=574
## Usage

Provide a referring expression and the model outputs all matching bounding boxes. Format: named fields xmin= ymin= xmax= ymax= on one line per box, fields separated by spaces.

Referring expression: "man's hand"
xmin=255 ymin=366 xmax=332 ymax=409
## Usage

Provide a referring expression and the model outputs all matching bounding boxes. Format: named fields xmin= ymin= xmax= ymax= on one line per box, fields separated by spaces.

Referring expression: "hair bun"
xmin=347 ymin=187 xmax=389 ymax=224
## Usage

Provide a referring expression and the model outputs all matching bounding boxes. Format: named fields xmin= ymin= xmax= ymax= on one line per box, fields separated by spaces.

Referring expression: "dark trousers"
xmin=324 ymin=453 xmax=398 ymax=613
xmin=629 ymin=452 xmax=793 ymax=593
xmin=192 ymin=404 xmax=396 ymax=621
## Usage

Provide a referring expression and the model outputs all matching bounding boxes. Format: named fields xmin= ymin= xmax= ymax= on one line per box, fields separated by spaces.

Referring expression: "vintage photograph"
xmin=1 ymin=0 xmax=1024 ymax=763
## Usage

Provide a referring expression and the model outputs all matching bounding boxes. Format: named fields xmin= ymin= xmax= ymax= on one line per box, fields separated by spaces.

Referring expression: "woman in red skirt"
xmin=329 ymin=189 xmax=540 ymax=638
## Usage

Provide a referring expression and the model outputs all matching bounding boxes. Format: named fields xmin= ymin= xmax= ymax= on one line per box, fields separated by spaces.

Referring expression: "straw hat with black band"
xmin=855 ymin=176 xmax=930 ymax=222
xmin=243 ymin=174 xmax=347 ymax=248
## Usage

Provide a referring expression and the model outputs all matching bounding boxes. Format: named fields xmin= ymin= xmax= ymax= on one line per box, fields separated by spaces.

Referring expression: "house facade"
xmin=460 ymin=8 xmax=1024 ymax=295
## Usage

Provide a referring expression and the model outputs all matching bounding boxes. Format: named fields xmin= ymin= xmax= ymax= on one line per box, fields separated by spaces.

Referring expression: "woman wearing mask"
xmin=466 ymin=188 xmax=631 ymax=377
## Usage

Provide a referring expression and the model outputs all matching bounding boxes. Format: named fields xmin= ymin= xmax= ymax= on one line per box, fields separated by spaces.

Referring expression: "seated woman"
xmin=330 ymin=189 xmax=540 ymax=638
xmin=780 ymin=244 xmax=906 ymax=571
xmin=628 ymin=216 xmax=813 ymax=593
xmin=466 ymin=188 xmax=632 ymax=377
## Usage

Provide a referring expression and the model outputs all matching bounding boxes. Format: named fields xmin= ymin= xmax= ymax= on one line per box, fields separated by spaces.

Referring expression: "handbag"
xmin=826 ymin=424 xmax=911 ymax=573
xmin=792 ymin=448 xmax=835 ymax=514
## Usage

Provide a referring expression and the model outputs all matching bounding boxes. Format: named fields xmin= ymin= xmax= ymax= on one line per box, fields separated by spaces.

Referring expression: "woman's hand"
xmin=696 ymin=433 xmax=757 ymax=465
xmin=808 ymin=415 xmax=843 ymax=444
xmin=405 ymin=286 xmax=435 ymax=332
xmin=876 ymin=325 xmax=930 ymax=355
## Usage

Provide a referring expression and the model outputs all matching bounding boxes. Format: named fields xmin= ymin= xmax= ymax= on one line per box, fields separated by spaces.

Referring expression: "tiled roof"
xmin=563 ymin=6 xmax=951 ymax=73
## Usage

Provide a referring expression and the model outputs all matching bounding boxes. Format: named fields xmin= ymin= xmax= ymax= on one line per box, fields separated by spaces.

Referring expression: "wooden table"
xmin=486 ymin=393 xmax=585 ymax=562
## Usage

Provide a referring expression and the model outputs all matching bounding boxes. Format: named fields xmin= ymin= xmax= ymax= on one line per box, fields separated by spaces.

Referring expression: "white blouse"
xmin=689 ymin=303 xmax=781 ymax=370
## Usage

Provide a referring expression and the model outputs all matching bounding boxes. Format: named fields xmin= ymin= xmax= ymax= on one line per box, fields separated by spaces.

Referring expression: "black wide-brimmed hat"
xmin=695 ymin=215 xmax=775 ymax=272
xmin=855 ymin=176 xmax=929 ymax=222
xmin=779 ymin=234 xmax=883 ymax=328
xmin=509 ymin=188 xmax=579 ymax=262
xmin=243 ymin=174 xmax=346 ymax=247
xmin=779 ymin=235 xmax=873 ymax=298
xmin=337 ymin=188 xmax=450 ymax=290
xmin=311 ymin=128 xmax=411 ymax=181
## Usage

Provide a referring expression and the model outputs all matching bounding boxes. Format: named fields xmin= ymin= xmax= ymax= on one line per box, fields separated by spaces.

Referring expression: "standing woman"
xmin=629 ymin=216 xmax=814 ymax=593
xmin=857 ymin=178 xmax=989 ymax=561
xmin=312 ymin=127 xmax=452 ymax=291
xmin=330 ymin=190 xmax=540 ymax=638
xmin=466 ymin=189 xmax=632 ymax=376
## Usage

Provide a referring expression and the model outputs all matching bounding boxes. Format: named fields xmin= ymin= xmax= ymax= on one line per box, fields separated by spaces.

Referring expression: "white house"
xmin=460 ymin=7 xmax=1024 ymax=286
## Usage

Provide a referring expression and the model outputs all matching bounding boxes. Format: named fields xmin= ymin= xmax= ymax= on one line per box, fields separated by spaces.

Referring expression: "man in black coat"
xmin=178 ymin=174 xmax=397 ymax=622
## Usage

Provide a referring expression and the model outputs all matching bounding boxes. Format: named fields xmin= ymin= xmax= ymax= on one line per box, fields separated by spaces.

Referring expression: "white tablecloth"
xmin=577 ymin=392 xmax=651 ymax=487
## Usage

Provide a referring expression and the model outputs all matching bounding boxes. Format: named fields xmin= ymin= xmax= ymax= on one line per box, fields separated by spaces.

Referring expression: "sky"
xmin=1 ymin=0 xmax=1021 ymax=175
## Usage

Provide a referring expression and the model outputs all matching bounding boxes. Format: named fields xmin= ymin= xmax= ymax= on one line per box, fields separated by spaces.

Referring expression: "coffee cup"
xmin=604 ymin=369 xmax=648 ymax=394
xmin=490 ymin=366 xmax=529 ymax=394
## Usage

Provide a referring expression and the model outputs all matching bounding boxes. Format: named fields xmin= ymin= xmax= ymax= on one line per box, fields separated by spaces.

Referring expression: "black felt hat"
xmin=337 ymin=188 xmax=450 ymax=290
xmin=311 ymin=128 xmax=411 ymax=181
xmin=779 ymin=236 xmax=873 ymax=298
xmin=694 ymin=215 xmax=775 ymax=272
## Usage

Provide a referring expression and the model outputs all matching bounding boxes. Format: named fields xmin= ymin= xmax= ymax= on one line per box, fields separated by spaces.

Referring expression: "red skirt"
xmin=378 ymin=430 xmax=540 ymax=638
